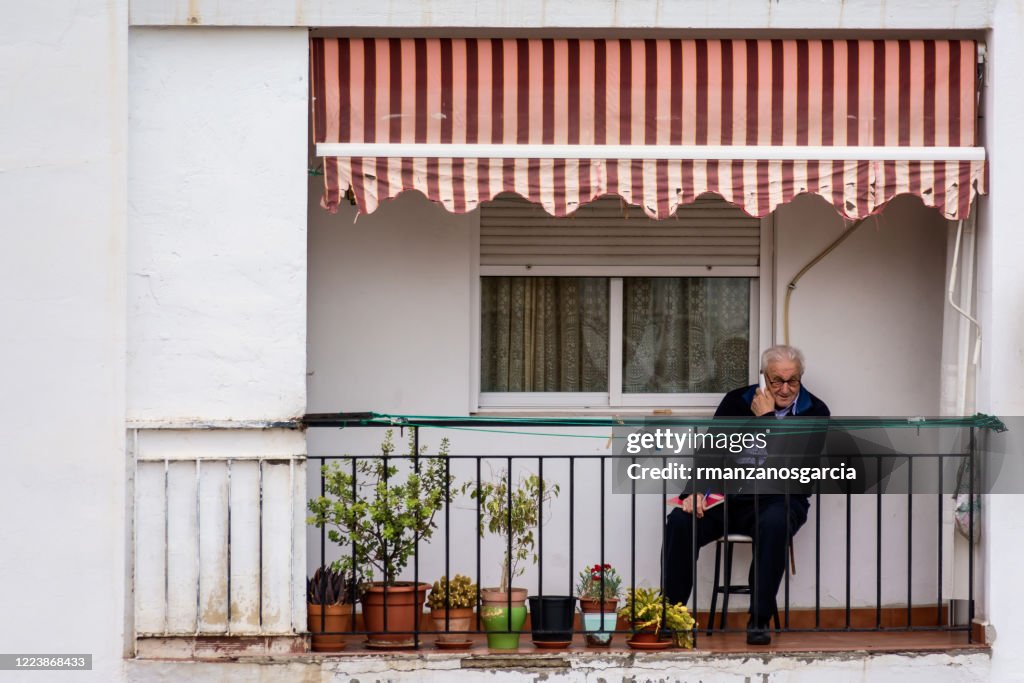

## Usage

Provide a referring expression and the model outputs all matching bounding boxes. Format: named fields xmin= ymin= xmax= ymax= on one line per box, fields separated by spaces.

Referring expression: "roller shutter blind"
xmin=480 ymin=194 xmax=760 ymax=268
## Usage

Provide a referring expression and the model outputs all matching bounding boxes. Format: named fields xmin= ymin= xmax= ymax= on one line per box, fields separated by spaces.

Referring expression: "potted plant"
xmin=618 ymin=587 xmax=695 ymax=649
xmin=527 ymin=593 xmax=576 ymax=648
xmin=426 ymin=574 xmax=477 ymax=646
xmin=462 ymin=469 xmax=560 ymax=649
xmin=308 ymin=429 xmax=456 ymax=648
xmin=306 ymin=565 xmax=361 ymax=651
xmin=576 ymin=563 xmax=621 ymax=646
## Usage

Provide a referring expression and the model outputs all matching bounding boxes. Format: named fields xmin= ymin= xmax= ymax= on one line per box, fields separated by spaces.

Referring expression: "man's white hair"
xmin=760 ymin=344 xmax=805 ymax=375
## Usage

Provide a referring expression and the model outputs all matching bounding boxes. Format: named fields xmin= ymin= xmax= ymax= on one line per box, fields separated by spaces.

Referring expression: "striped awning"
xmin=311 ymin=38 xmax=986 ymax=220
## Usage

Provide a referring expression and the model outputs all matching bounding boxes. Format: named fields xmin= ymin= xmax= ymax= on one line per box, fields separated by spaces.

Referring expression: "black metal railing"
xmin=302 ymin=412 xmax=994 ymax=650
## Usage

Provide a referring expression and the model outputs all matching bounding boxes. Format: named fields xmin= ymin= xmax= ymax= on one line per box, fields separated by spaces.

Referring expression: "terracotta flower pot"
xmin=430 ymin=606 xmax=475 ymax=643
xmin=480 ymin=587 xmax=528 ymax=605
xmin=307 ymin=603 xmax=354 ymax=652
xmin=361 ymin=582 xmax=430 ymax=648
xmin=578 ymin=598 xmax=618 ymax=613
xmin=630 ymin=626 xmax=660 ymax=643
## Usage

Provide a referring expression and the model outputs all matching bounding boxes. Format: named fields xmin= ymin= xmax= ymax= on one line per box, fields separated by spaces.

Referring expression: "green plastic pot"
xmin=481 ymin=605 xmax=527 ymax=649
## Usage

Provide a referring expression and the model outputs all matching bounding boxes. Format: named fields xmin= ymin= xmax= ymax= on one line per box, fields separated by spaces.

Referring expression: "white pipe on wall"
xmin=948 ymin=219 xmax=982 ymax=367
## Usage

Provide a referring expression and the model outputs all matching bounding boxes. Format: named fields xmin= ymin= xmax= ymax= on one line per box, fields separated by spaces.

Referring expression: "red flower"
xmin=587 ymin=562 xmax=615 ymax=583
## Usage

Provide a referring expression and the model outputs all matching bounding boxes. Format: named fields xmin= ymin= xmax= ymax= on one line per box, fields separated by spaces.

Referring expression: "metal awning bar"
xmin=317 ymin=143 xmax=986 ymax=162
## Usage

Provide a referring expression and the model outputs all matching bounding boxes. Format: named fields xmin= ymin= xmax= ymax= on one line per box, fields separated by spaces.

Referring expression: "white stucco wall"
xmin=0 ymin=2 xmax=128 ymax=681
xmin=774 ymin=194 xmax=948 ymax=417
xmin=306 ymin=189 xmax=477 ymax=417
xmin=128 ymin=0 xmax=993 ymax=30
xmin=126 ymin=27 xmax=311 ymax=644
xmin=127 ymin=27 xmax=308 ymax=423
xmin=977 ymin=2 xmax=1024 ymax=679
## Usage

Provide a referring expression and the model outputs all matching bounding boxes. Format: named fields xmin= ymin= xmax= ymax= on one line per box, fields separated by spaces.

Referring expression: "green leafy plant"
xmin=618 ymin=587 xmax=695 ymax=648
xmin=426 ymin=574 xmax=478 ymax=610
xmin=461 ymin=469 xmax=560 ymax=592
xmin=576 ymin=563 xmax=622 ymax=601
xmin=307 ymin=565 xmax=362 ymax=605
xmin=307 ymin=429 xmax=455 ymax=586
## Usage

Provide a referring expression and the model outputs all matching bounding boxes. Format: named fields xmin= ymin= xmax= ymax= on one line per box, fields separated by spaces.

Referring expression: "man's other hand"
xmin=680 ymin=493 xmax=706 ymax=518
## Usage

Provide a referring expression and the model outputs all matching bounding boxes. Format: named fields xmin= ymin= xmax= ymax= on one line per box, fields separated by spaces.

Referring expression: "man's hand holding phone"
xmin=751 ymin=372 xmax=775 ymax=416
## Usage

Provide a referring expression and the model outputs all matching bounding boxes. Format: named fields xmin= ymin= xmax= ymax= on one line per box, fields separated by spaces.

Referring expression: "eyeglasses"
xmin=767 ymin=377 xmax=801 ymax=390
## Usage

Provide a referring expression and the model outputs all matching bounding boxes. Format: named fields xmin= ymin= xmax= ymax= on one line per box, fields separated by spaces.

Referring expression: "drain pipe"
xmin=947 ymin=219 xmax=982 ymax=366
xmin=783 ymin=216 xmax=873 ymax=345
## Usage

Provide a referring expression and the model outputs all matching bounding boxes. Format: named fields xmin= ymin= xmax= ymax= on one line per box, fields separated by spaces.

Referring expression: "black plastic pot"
xmin=527 ymin=595 xmax=577 ymax=642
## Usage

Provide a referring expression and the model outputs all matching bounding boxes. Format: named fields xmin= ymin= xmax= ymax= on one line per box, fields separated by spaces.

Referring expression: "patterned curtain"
xmin=481 ymin=277 xmax=608 ymax=392
xmin=623 ymin=278 xmax=749 ymax=393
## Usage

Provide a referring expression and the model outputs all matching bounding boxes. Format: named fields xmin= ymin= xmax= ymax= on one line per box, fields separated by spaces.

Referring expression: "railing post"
xmin=413 ymin=425 xmax=421 ymax=648
xmin=968 ymin=425 xmax=975 ymax=643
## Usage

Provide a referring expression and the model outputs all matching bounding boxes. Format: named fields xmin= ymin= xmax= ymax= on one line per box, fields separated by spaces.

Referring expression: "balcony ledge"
xmin=131 ymin=632 xmax=990 ymax=682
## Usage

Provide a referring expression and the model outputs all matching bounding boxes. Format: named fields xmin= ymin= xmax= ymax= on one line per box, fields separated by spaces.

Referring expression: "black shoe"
xmin=746 ymin=620 xmax=771 ymax=646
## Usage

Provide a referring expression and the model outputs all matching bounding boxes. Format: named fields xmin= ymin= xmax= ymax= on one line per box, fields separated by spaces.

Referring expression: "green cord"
xmin=413 ymin=424 xmax=608 ymax=439
xmin=355 ymin=411 xmax=1006 ymax=437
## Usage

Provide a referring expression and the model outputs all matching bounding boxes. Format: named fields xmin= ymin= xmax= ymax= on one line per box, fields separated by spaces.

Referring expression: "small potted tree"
xmin=576 ymin=563 xmax=621 ymax=646
xmin=618 ymin=587 xmax=695 ymax=649
xmin=306 ymin=565 xmax=361 ymax=651
xmin=308 ymin=429 xmax=456 ymax=649
xmin=426 ymin=574 xmax=477 ymax=648
xmin=462 ymin=469 xmax=560 ymax=649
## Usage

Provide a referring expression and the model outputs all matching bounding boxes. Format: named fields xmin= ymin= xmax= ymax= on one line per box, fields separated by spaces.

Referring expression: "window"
xmin=481 ymin=276 xmax=610 ymax=394
xmin=621 ymin=276 xmax=751 ymax=394
xmin=475 ymin=194 xmax=767 ymax=410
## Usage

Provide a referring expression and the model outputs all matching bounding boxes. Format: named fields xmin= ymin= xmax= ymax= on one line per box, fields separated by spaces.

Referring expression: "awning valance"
xmin=311 ymin=38 xmax=986 ymax=220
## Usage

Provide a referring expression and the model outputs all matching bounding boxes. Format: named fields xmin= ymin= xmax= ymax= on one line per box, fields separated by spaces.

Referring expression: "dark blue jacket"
xmin=714 ymin=384 xmax=831 ymax=418
xmin=683 ymin=385 xmax=831 ymax=496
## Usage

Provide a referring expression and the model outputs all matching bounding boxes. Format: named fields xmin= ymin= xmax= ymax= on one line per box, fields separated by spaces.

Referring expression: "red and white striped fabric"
xmin=311 ymin=38 xmax=985 ymax=220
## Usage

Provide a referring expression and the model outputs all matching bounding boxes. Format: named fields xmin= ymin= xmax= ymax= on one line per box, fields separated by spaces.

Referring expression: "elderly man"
xmin=662 ymin=344 xmax=830 ymax=645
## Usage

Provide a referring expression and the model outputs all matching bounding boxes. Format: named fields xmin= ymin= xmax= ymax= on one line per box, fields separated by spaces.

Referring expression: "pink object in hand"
xmin=667 ymin=493 xmax=726 ymax=510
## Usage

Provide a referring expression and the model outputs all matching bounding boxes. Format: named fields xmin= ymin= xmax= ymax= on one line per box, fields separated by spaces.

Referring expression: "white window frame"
xmin=470 ymin=217 xmax=775 ymax=414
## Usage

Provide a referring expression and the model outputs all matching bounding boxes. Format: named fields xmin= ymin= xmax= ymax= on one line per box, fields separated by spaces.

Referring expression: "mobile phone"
xmin=759 ymin=373 xmax=767 ymax=390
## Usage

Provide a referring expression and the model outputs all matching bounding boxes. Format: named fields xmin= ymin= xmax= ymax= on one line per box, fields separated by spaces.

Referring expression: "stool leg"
xmin=708 ymin=541 xmax=722 ymax=636
xmin=721 ymin=540 xmax=735 ymax=632
xmin=773 ymin=606 xmax=781 ymax=631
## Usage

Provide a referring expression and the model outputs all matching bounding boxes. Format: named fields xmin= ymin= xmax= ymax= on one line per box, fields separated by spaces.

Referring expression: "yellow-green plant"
xmin=617 ymin=587 xmax=695 ymax=648
xmin=426 ymin=574 xmax=477 ymax=610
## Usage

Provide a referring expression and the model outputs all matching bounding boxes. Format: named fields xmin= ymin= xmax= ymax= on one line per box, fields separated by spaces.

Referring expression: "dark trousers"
xmin=662 ymin=494 xmax=809 ymax=625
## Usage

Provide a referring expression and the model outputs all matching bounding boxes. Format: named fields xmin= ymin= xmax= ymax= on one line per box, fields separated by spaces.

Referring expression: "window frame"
xmin=470 ymin=217 xmax=774 ymax=413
